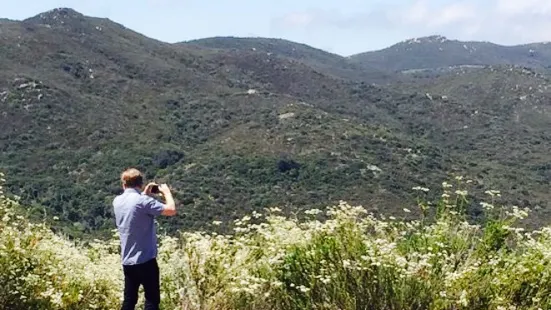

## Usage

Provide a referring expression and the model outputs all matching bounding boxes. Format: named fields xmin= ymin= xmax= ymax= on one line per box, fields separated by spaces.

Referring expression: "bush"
xmin=2 ymin=173 xmax=551 ymax=309
xmin=0 ymin=173 xmax=122 ymax=309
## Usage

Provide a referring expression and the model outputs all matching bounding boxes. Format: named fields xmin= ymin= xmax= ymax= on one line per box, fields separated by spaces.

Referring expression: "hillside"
xmin=389 ymin=65 xmax=551 ymax=219
xmin=350 ymin=35 xmax=551 ymax=72
xmin=3 ymin=9 xmax=551 ymax=238
xmin=0 ymin=8 xmax=441 ymax=238
xmin=183 ymin=37 xmax=392 ymax=83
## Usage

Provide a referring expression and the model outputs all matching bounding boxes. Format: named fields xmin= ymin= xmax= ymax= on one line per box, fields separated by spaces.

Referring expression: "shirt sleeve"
xmin=139 ymin=195 xmax=166 ymax=216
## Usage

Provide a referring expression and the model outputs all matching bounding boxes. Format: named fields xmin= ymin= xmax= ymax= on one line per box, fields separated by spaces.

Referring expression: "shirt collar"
xmin=124 ymin=188 xmax=141 ymax=194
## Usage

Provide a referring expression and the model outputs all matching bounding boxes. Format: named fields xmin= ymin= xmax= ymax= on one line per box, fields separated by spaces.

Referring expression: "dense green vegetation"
xmin=3 ymin=8 xmax=551 ymax=240
xmin=184 ymin=36 xmax=392 ymax=83
xmin=4 ymin=174 xmax=551 ymax=309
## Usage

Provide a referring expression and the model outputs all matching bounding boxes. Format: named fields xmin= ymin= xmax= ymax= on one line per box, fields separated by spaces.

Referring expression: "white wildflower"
xmin=485 ymin=190 xmax=501 ymax=197
xmin=480 ymin=202 xmax=494 ymax=210
xmin=455 ymin=190 xmax=468 ymax=196
xmin=298 ymin=285 xmax=310 ymax=293
xmin=412 ymin=186 xmax=429 ymax=192
xmin=458 ymin=290 xmax=468 ymax=306
xmin=304 ymin=209 xmax=322 ymax=215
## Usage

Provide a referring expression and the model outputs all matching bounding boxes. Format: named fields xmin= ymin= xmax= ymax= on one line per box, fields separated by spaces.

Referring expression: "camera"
xmin=151 ymin=184 xmax=160 ymax=194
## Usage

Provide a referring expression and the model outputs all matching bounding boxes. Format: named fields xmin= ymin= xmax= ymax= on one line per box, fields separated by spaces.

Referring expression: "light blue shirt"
xmin=113 ymin=188 xmax=166 ymax=265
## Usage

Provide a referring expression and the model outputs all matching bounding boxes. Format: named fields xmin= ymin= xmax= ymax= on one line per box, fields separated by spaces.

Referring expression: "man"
xmin=113 ymin=168 xmax=177 ymax=310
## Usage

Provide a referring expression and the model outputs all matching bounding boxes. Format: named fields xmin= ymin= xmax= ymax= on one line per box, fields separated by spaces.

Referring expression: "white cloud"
xmin=385 ymin=0 xmax=551 ymax=44
xmin=278 ymin=12 xmax=316 ymax=28
xmin=272 ymin=8 xmax=387 ymax=30
xmin=270 ymin=0 xmax=551 ymax=54
xmin=428 ymin=2 xmax=477 ymax=27
xmin=402 ymin=0 xmax=430 ymax=24
xmin=482 ymin=0 xmax=551 ymax=43
xmin=395 ymin=0 xmax=476 ymax=27
xmin=462 ymin=22 xmax=482 ymax=37
xmin=497 ymin=0 xmax=551 ymax=16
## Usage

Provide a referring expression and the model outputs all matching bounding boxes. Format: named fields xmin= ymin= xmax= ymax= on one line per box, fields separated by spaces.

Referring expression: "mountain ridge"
xmin=8 ymin=8 xmax=551 ymax=57
xmin=350 ymin=35 xmax=551 ymax=72
xmin=182 ymin=36 xmax=393 ymax=83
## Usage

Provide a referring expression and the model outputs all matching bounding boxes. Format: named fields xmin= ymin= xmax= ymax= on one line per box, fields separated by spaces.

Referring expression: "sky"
xmin=1 ymin=0 xmax=551 ymax=56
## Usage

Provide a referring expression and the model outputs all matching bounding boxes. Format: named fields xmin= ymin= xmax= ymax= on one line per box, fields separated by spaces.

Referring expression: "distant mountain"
xmin=182 ymin=36 xmax=392 ymax=83
xmin=350 ymin=35 xmax=551 ymax=72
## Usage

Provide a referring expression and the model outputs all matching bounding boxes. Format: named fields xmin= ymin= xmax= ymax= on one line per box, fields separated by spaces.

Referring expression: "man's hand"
xmin=142 ymin=183 xmax=158 ymax=196
xmin=158 ymin=184 xmax=177 ymax=216
xmin=158 ymin=184 xmax=171 ymax=196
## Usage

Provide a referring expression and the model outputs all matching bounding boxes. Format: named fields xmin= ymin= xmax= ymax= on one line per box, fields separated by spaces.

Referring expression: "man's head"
xmin=121 ymin=168 xmax=144 ymax=189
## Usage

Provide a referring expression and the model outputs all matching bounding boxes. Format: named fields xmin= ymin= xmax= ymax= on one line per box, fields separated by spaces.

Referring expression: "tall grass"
xmin=1 ymin=172 xmax=551 ymax=310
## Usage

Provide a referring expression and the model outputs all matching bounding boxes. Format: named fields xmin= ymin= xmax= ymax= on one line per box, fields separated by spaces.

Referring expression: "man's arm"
xmin=140 ymin=183 xmax=177 ymax=217
xmin=159 ymin=184 xmax=176 ymax=216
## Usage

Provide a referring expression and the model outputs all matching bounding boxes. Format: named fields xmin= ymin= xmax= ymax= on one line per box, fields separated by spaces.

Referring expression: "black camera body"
xmin=151 ymin=184 xmax=160 ymax=194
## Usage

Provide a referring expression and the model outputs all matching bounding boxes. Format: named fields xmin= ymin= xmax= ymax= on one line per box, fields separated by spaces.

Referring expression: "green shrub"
xmin=0 ymin=172 xmax=122 ymax=309
xmin=2 ymin=173 xmax=551 ymax=309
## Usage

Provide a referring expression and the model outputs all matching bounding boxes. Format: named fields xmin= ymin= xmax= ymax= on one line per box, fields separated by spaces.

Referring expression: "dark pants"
xmin=121 ymin=258 xmax=160 ymax=310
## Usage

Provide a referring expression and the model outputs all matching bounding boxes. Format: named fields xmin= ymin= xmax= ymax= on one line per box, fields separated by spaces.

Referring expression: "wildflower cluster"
xmin=2 ymin=174 xmax=551 ymax=309
xmin=0 ymin=173 xmax=122 ymax=309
